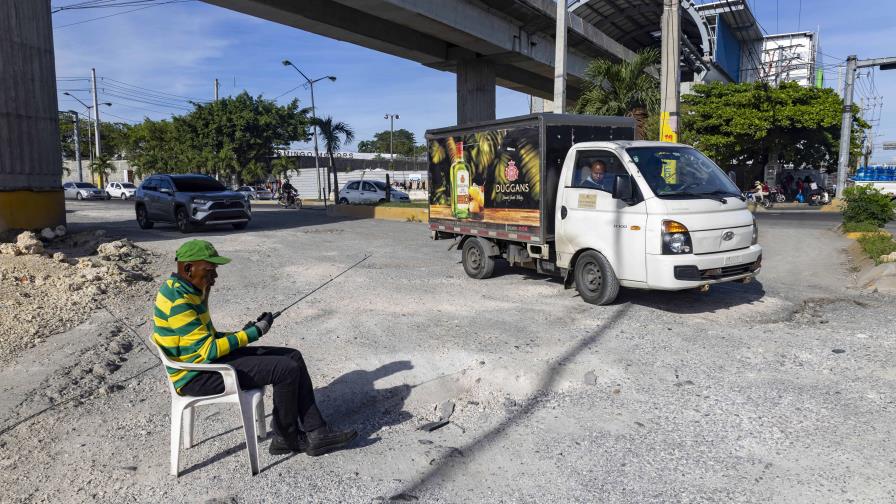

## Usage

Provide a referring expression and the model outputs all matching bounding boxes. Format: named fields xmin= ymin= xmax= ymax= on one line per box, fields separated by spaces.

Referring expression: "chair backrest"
xmin=149 ymin=335 xmax=181 ymax=397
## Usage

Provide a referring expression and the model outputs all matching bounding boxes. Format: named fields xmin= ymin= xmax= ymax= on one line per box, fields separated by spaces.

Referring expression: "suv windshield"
xmin=121 ymin=183 xmax=136 ymax=188
xmin=171 ymin=176 xmax=226 ymax=192
xmin=75 ymin=182 xmax=96 ymax=189
xmin=626 ymin=146 xmax=741 ymax=200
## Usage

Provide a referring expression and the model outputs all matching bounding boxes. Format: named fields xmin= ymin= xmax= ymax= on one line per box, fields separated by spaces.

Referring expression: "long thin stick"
xmin=273 ymin=254 xmax=371 ymax=319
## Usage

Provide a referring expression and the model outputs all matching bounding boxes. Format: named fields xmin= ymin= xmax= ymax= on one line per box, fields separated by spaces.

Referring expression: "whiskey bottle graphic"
xmin=450 ymin=141 xmax=470 ymax=219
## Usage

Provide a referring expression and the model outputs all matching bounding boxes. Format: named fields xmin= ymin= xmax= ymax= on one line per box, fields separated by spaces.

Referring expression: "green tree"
xmin=357 ymin=128 xmax=416 ymax=157
xmin=311 ymin=116 xmax=354 ymax=200
xmin=575 ymin=48 xmax=660 ymax=138
xmin=59 ymin=114 xmax=130 ymax=160
xmin=680 ymin=81 xmax=869 ymax=169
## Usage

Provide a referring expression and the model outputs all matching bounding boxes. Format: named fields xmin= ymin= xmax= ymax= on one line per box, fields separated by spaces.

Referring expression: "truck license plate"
xmin=723 ymin=255 xmax=745 ymax=266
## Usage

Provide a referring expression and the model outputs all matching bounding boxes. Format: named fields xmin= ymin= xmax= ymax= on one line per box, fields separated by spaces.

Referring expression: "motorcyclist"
xmin=280 ymin=179 xmax=297 ymax=205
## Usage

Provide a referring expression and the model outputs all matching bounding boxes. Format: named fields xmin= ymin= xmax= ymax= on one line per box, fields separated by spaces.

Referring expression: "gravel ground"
xmin=0 ymin=201 xmax=893 ymax=503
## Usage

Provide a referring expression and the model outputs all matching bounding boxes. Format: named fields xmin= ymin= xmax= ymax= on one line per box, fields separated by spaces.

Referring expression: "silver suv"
xmin=134 ymin=174 xmax=251 ymax=233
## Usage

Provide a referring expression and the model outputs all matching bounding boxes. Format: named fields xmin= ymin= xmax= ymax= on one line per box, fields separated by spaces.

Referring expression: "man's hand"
xmin=254 ymin=311 xmax=274 ymax=335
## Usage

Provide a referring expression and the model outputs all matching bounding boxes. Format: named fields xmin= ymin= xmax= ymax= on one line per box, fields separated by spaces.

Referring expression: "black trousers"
xmin=180 ymin=346 xmax=325 ymax=442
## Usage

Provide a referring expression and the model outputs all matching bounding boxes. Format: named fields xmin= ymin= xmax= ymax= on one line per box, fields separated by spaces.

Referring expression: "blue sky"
xmin=53 ymin=0 xmax=896 ymax=162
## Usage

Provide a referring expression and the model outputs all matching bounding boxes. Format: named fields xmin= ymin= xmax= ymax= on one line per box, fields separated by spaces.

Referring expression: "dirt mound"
xmin=0 ymin=232 xmax=160 ymax=364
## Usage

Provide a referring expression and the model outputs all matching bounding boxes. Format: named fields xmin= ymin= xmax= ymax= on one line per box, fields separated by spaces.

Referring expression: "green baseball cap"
xmin=175 ymin=239 xmax=231 ymax=265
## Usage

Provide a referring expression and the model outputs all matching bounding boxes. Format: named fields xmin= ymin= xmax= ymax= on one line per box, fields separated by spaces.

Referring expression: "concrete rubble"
xmin=0 ymin=230 xmax=159 ymax=363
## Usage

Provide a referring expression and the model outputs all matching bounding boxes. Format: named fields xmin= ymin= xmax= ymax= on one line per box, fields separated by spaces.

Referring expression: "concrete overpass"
xmin=204 ymin=0 xmax=636 ymax=123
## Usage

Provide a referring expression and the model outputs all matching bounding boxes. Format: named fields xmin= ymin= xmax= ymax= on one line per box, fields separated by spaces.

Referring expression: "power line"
xmin=101 ymin=77 xmax=207 ymax=103
xmin=53 ymin=0 xmax=193 ymax=29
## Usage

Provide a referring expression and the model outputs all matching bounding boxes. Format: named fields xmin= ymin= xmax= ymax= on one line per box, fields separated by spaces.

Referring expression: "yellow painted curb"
xmin=821 ymin=199 xmax=844 ymax=212
xmin=845 ymin=231 xmax=893 ymax=240
xmin=0 ymin=190 xmax=66 ymax=232
xmin=327 ymin=204 xmax=428 ymax=223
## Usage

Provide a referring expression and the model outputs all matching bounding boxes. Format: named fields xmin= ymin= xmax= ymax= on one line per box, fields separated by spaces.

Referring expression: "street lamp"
xmin=282 ymin=59 xmax=336 ymax=204
xmin=65 ymin=110 xmax=84 ymax=182
xmin=384 ymin=114 xmax=399 ymax=168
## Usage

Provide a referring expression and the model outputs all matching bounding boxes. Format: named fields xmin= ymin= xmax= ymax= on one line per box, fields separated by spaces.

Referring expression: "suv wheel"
xmin=136 ymin=205 xmax=154 ymax=229
xmin=76 ymin=193 xmax=83 ymax=200
xmin=338 ymin=197 xmax=348 ymax=205
xmin=176 ymin=207 xmax=193 ymax=233
xmin=120 ymin=193 xmax=128 ymax=200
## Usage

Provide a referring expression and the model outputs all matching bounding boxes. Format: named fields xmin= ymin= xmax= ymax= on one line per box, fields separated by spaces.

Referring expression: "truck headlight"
xmin=751 ymin=217 xmax=759 ymax=245
xmin=662 ymin=220 xmax=692 ymax=254
xmin=192 ymin=198 xmax=210 ymax=205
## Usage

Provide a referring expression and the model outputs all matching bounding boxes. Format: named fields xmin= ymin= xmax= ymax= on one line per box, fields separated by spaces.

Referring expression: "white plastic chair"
xmin=152 ymin=340 xmax=266 ymax=476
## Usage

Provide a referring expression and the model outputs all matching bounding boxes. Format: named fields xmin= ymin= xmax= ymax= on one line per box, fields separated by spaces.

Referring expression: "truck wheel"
xmin=176 ymin=207 xmax=193 ymax=233
xmin=462 ymin=238 xmax=495 ymax=279
xmin=135 ymin=205 xmax=154 ymax=229
xmin=574 ymin=250 xmax=619 ymax=305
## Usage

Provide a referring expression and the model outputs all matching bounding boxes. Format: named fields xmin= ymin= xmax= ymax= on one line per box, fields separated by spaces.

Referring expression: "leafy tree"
xmin=575 ymin=48 xmax=660 ymax=138
xmin=357 ymin=128 xmax=416 ymax=157
xmin=311 ymin=116 xmax=354 ymax=200
xmin=123 ymin=92 xmax=310 ymax=183
xmin=680 ymin=81 xmax=869 ymax=169
xmin=59 ymin=114 xmax=130 ymax=160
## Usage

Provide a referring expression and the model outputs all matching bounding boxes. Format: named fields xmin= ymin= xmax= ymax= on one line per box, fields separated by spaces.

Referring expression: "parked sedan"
xmin=337 ymin=180 xmax=411 ymax=204
xmin=63 ymin=181 xmax=107 ymax=200
xmin=105 ymin=181 xmax=137 ymax=200
xmin=236 ymin=186 xmax=274 ymax=200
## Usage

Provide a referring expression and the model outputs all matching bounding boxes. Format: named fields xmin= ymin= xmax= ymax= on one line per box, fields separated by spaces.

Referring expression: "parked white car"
xmin=338 ymin=180 xmax=410 ymax=204
xmin=105 ymin=181 xmax=137 ymax=199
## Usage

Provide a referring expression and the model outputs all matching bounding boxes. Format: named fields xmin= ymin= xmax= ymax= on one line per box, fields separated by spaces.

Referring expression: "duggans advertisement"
xmin=429 ymin=126 xmax=540 ymax=235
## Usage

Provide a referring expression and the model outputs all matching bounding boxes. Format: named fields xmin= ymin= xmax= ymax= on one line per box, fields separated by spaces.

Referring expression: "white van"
xmin=427 ymin=114 xmax=761 ymax=305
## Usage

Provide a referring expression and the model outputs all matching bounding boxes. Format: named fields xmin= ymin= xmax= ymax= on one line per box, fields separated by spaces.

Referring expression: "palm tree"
xmin=311 ymin=116 xmax=354 ymax=202
xmin=575 ymin=48 xmax=660 ymax=139
xmin=89 ymin=155 xmax=114 ymax=188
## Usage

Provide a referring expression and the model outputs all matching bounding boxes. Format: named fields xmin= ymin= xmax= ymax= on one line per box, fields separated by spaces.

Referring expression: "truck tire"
xmin=574 ymin=250 xmax=619 ymax=305
xmin=462 ymin=238 xmax=496 ymax=279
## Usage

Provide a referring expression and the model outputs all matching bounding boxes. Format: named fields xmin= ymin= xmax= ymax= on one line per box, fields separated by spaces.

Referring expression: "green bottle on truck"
xmin=450 ymin=141 xmax=470 ymax=219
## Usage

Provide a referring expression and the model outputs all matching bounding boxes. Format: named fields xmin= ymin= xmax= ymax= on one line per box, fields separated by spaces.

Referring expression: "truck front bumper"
xmin=645 ymin=245 xmax=762 ymax=290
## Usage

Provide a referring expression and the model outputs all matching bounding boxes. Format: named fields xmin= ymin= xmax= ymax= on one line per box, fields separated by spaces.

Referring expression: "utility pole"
xmin=214 ymin=78 xmax=219 ymax=101
xmin=659 ymin=0 xmax=680 ymax=142
xmin=552 ymin=0 xmax=567 ymax=113
xmin=90 ymin=68 xmax=105 ymax=187
xmin=68 ymin=111 xmax=83 ymax=182
xmin=835 ymin=55 xmax=896 ymax=198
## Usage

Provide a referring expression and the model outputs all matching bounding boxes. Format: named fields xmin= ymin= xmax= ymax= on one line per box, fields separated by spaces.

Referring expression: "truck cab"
xmin=554 ymin=141 xmax=761 ymax=303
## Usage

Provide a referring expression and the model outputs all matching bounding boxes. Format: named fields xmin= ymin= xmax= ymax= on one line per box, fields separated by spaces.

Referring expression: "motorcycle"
xmin=769 ymin=185 xmax=786 ymax=203
xmin=747 ymin=190 xmax=773 ymax=209
xmin=808 ymin=188 xmax=832 ymax=206
xmin=277 ymin=190 xmax=302 ymax=209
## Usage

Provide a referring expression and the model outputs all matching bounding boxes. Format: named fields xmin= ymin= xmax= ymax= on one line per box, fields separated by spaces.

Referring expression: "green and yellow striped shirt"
xmin=152 ymin=274 xmax=260 ymax=391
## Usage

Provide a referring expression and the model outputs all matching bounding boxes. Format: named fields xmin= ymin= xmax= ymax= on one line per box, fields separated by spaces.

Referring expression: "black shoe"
xmin=268 ymin=432 xmax=308 ymax=455
xmin=306 ymin=426 xmax=358 ymax=456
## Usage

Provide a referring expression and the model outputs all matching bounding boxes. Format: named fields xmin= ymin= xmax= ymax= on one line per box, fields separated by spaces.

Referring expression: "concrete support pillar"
xmin=456 ymin=59 xmax=496 ymax=125
xmin=0 ymin=0 xmax=65 ymax=232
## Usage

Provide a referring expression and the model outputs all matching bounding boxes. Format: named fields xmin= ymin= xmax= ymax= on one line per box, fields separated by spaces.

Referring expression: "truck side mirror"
xmin=612 ymin=174 xmax=634 ymax=201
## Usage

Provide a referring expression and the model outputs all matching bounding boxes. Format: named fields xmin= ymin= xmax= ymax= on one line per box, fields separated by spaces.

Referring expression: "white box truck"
xmin=427 ymin=113 xmax=762 ymax=305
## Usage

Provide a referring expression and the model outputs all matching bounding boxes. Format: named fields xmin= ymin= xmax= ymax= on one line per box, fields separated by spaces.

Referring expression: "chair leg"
xmin=170 ymin=405 xmax=184 ymax=477
xmin=254 ymin=395 xmax=266 ymax=439
xmin=182 ymin=406 xmax=195 ymax=449
xmin=239 ymin=399 xmax=260 ymax=476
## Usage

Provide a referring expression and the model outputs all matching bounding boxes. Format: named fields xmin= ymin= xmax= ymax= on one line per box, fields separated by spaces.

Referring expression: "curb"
xmin=326 ymin=205 xmax=428 ymax=223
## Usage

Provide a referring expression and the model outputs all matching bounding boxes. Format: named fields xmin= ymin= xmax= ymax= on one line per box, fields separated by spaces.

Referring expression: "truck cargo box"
xmin=426 ymin=113 xmax=635 ymax=244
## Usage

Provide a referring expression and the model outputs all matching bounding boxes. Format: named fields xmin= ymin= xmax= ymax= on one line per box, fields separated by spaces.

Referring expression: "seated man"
xmin=152 ymin=239 xmax=357 ymax=456
xmin=580 ymin=160 xmax=611 ymax=190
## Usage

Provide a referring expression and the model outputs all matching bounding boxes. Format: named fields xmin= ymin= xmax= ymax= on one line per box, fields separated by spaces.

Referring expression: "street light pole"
xmin=64 ymin=92 xmax=110 ymax=179
xmin=384 ymin=114 xmax=399 ymax=168
xmin=659 ymin=0 xmax=681 ymax=142
xmin=282 ymin=60 xmax=336 ymax=206
xmin=67 ymin=110 xmax=83 ymax=182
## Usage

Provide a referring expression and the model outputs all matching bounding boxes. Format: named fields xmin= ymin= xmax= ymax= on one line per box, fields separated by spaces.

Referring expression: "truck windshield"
xmin=626 ymin=146 xmax=742 ymax=200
